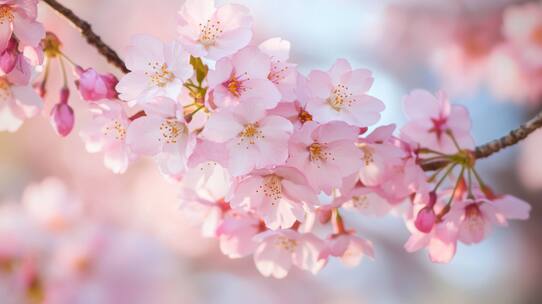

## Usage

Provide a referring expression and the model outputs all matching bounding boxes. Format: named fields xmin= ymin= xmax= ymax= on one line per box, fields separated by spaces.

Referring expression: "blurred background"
xmin=1 ymin=0 xmax=541 ymax=303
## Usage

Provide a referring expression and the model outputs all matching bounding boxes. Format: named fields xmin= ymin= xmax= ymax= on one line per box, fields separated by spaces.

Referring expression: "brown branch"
xmin=41 ymin=0 xmax=129 ymax=73
xmin=422 ymin=111 xmax=542 ymax=171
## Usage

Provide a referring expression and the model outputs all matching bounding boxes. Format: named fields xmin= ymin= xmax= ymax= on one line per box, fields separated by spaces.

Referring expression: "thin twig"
xmin=41 ymin=0 xmax=129 ymax=73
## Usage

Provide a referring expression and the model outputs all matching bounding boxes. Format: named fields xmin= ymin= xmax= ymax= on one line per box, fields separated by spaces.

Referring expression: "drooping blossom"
xmin=75 ymin=67 xmax=119 ymax=102
xmin=0 ymin=74 xmax=41 ymax=132
xmin=333 ymin=175 xmax=393 ymax=217
xmin=259 ymin=37 xmax=297 ymax=101
xmin=79 ymin=101 xmax=135 ymax=174
xmin=324 ymin=233 xmax=374 ymax=267
xmin=0 ymin=0 xmax=44 ymax=51
xmin=404 ymin=198 xmax=459 ymax=263
xmin=229 ymin=166 xmax=318 ymax=230
xmin=116 ymin=35 xmax=193 ymax=105
xmin=448 ymin=194 xmax=530 ymax=245
xmin=253 ymin=229 xmax=326 ymax=279
xmin=177 ymin=0 xmax=253 ymax=60
xmin=126 ymin=97 xmax=196 ymax=179
xmin=206 ymin=46 xmax=281 ymax=111
xmin=216 ymin=210 xmax=261 ymax=259
xmin=400 ymin=89 xmax=474 ymax=154
xmin=287 ymin=121 xmax=360 ymax=194
xmin=305 ymin=59 xmax=384 ymax=127
xmin=201 ymin=105 xmax=293 ymax=176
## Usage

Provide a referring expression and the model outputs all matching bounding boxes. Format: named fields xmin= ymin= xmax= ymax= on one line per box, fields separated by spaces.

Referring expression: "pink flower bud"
xmin=414 ymin=206 xmax=436 ymax=233
xmin=75 ymin=67 xmax=119 ymax=101
xmin=50 ymin=88 xmax=74 ymax=137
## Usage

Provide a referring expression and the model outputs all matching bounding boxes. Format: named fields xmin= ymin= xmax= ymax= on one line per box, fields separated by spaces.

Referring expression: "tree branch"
xmin=41 ymin=0 xmax=129 ymax=73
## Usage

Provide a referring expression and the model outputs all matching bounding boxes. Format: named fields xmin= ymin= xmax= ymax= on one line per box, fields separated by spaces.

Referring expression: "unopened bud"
xmin=415 ymin=206 xmax=436 ymax=233
xmin=50 ymin=88 xmax=74 ymax=137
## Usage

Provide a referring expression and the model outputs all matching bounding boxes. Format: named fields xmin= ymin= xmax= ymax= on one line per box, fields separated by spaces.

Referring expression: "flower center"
xmin=260 ymin=175 xmax=283 ymax=203
xmin=298 ymin=108 xmax=313 ymax=124
xmin=532 ymin=25 xmax=542 ymax=47
xmin=159 ymin=119 xmax=185 ymax=144
xmin=327 ymin=84 xmax=353 ymax=111
xmin=309 ymin=142 xmax=333 ymax=165
xmin=429 ymin=115 xmax=448 ymax=141
xmin=359 ymin=144 xmax=374 ymax=166
xmin=198 ymin=19 xmax=223 ymax=47
xmin=0 ymin=6 xmax=14 ymax=25
xmin=349 ymin=195 xmax=369 ymax=210
xmin=103 ymin=120 xmax=126 ymax=140
xmin=275 ymin=236 xmax=297 ymax=252
xmin=465 ymin=203 xmax=484 ymax=231
xmin=268 ymin=60 xmax=289 ymax=84
xmin=0 ymin=77 xmax=12 ymax=103
xmin=238 ymin=123 xmax=263 ymax=145
xmin=224 ymin=72 xmax=248 ymax=97
xmin=146 ymin=62 xmax=175 ymax=87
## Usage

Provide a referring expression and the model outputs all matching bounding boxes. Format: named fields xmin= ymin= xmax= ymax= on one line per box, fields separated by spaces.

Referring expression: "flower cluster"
xmin=0 ymin=0 xmax=533 ymax=279
xmin=0 ymin=178 xmax=184 ymax=303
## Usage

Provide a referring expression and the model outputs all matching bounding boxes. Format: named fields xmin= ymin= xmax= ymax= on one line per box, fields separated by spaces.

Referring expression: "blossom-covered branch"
xmin=41 ymin=0 xmax=129 ymax=73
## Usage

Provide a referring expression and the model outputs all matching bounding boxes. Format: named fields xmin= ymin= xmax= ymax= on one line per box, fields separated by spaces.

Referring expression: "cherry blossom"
xmin=0 ymin=0 xmax=44 ymax=51
xmin=0 ymin=74 xmax=41 ymax=132
xmin=305 ymin=59 xmax=384 ymax=127
xmin=201 ymin=105 xmax=293 ymax=176
xmin=448 ymin=195 xmax=531 ymax=245
xmin=126 ymin=97 xmax=196 ymax=179
xmin=401 ymin=89 xmax=474 ymax=154
xmin=253 ymin=229 xmax=326 ymax=279
xmin=287 ymin=121 xmax=362 ymax=194
xmin=177 ymin=0 xmax=253 ymax=60
xmin=324 ymin=233 xmax=374 ymax=267
xmin=116 ymin=35 xmax=193 ymax=105
xmin=216 ymin=210 xmax=261 ymax=259
xmin=80 ymin=101 xmax=135 ymax=174
xmin=206 ymin=46 xmax=281 ymax=111
xmin=229 ymin=166 xmax=318 ymax=230
xmin=258 ymin=37 xmax=297 ymax=102
xmin=75 ymin=67 xmax=119 ymax=102
xmin=502 ymin=2 xmax=542 ymax=67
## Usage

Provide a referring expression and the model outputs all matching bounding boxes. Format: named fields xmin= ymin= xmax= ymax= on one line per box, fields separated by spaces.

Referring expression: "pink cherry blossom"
xmin=502 ymin=2 xmax=542 ymax=67
xmin=216 ymin=210 xmax=261 ymax=259
xmin=404 ymin=217 xmax=458 ymax=263
xmin=177 ymin=0 xmax=253 ymax=60
xmin=267 ymin=73 xmax=314 ymax=128
xmin=116 ymin=35 xmax=193 ymax=105
xmin=401 ymin=89 xmax=474 ymax=154
xmin=287 ymin=121 xmax=360 ymax=194
xmin=357 ymin=124 xmax=406 ymax=187
xmin=79 ymin=101 xmax=135 ymax=174
xmin=75 ymin=67 xmax=119 ymax=102
xmin=201 ymin=105 xmax=293 ymax=176
xmin=253 ymin=229 xmax=326 ymax=279
xmin=448 ymin=195 xmax=530 ymax=245
xmin=325 ymin=233 xmax=374 ymax=267
xmin=207 ymin=46 xmax=281 ymax=111
xmin=305 ymin=59 xmax=384 ymax=127
xmin=126 ymin=97 xmax=196 ymax=179
xmin=259 ymin=37 xmax=297 ymax=102
xmin=334 ymin=175 xmax=393 ymax=217
xmin=0 ymin=74 xmax=41 ymax=132
xmin=229 ymin=166 xmax=318 ymax=230
xmin=0 ymin=0 xmax=44 ymax=51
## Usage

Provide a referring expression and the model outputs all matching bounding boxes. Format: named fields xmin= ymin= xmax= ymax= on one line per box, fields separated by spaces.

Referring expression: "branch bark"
xmin=41 ymin=0 xmax=129 ymax=73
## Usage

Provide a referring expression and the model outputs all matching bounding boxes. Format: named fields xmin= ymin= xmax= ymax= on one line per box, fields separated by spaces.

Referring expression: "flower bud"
xmin=0 ymin=38 xmax=18 ymax=73
xmin=50 ymin=88 xmax=74 ymax=137
xmin=75 ymin=67 xmax=119 ymax=101
xmin=415 ymin=206 xmax=436 ymax=233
